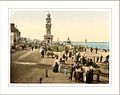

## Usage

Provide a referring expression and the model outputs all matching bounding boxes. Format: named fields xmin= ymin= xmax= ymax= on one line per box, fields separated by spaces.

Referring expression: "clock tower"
xmin=44 ymin=13 xmax=53 ymax=44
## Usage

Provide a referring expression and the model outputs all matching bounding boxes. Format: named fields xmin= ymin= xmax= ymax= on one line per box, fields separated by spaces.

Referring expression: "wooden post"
xmin=46 ymin=69 xmax=48 ymax=77
xmin=39 ymin=78 xmax=42 ymax=83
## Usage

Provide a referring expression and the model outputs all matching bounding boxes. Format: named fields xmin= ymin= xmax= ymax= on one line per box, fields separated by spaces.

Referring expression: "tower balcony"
xmin=44 ymin=34 xmax=53 ymax=39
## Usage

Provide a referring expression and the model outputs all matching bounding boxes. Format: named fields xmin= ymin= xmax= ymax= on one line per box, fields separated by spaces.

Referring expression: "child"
xmin=64 ymin=67 xmax=68 ymax=76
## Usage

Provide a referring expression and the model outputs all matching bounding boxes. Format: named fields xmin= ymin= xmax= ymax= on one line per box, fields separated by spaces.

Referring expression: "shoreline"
xmin=53 ymin=41 xmax=109 ymax=50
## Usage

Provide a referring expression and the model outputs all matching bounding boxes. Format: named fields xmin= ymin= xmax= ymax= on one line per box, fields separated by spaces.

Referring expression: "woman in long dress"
xmin=82 ymin=64 xmax=90 ymax=83
xmin=53 ymin=62 xmax=59 ymax=72
xmin=53 ymin=56 xmax=59 ymax=73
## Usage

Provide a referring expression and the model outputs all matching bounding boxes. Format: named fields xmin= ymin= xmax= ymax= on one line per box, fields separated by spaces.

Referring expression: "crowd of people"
xmin=35 ymin=44 xmax=109 ymax=83
xmin=52 ymin=46 xmax=106 ymax=83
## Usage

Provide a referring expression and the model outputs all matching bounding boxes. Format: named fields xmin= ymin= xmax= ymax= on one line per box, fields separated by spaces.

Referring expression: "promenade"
xmin=11 ymin=48 xmax=109 ymax=84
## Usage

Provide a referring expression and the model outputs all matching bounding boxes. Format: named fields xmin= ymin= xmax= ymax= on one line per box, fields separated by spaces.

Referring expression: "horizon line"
xmin=53 ymin=41 xmax=109 ymax=43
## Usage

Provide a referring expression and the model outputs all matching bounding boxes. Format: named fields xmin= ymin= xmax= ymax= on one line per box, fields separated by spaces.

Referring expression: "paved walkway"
xmin=11 ymin=49 xmax=109 ymax=84
xmin=41 ymin=70 xmax=70 ymax=83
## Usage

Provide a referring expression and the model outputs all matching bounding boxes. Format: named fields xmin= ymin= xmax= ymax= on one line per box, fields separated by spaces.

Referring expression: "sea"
xmin=53 ymin=41 xmax=109 ymax=50
xmin=72 ymin=42 xmax=109 ymax=50
xmin=54 ymin=41 xmax=110 ymax=50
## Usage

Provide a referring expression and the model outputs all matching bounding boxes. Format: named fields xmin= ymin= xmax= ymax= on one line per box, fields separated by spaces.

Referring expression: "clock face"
xmin=47 ymin=20 xmax=51 ymax=23
xmin=46 ymin=18 xmax=51 ymax=22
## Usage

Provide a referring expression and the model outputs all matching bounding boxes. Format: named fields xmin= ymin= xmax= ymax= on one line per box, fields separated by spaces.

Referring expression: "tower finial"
xmin=47 ymin=11 xmax=50 ymax=17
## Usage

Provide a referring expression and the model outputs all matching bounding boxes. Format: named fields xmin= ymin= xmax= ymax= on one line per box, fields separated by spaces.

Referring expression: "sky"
xmin=10 ymin=10 xmax=110 ymax=42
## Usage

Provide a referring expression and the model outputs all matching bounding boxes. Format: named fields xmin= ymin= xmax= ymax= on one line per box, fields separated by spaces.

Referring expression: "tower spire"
xmin=44 ymin=13 xmax=53 ymax=44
